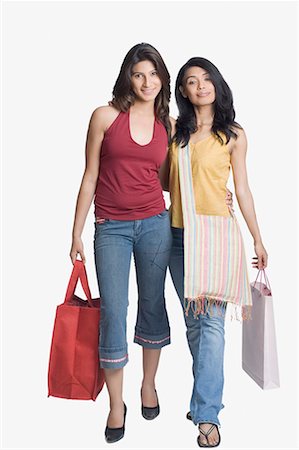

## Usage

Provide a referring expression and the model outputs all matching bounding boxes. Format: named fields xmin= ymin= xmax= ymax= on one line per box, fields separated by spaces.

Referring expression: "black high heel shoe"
xmin=141 ymin=389 xmax=160 ymax=420
xmin=186 ymin=411 xmax=192 ymax=421
xmin=105 ymin=403 xmax=127 ymax=443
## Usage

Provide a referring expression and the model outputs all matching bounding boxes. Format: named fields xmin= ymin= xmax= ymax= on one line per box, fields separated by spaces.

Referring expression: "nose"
xmin=143 ymin=75 xmax=151 ymax=87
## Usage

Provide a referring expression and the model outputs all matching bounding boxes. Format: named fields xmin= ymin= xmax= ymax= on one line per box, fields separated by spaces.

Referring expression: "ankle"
xmin=141 ymin=380 xmax=155 ymax=390
xmin=109 ymin=400 xmax=124 ymax=410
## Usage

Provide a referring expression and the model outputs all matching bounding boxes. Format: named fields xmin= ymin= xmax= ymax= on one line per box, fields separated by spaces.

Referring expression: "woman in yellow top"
xmin=163 ymin=58 xmax=268 ymax=447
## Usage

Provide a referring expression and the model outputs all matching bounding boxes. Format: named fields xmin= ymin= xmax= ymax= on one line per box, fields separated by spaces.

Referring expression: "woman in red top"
xmin=70 ymin=43 xmax=172 ymax=443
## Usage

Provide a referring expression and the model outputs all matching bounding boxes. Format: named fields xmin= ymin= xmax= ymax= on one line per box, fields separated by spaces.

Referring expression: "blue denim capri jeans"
xmin=94 ymin=209 xmax=172 ymax=369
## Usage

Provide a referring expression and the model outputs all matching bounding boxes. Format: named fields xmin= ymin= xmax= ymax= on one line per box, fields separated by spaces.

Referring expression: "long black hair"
xmin=110 ymin=43 xmax=171 ymax=142
xmin=174 ymin=57 xmax=241 ymax=147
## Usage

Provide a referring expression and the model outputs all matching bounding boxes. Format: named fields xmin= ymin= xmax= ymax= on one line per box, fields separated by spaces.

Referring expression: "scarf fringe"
xmin=184 ymin=296 xmax=252 ymax=322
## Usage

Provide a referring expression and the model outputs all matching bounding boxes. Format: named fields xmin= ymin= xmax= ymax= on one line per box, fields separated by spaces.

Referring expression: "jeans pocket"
xmin=94 ymin=220 xmax=109 ymax=241
xmin=156 ymin=209 xmax=169 ymax=218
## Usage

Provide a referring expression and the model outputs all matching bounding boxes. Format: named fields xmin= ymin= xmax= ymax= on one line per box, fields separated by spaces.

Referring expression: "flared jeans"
xmin=169 ymin=226 xmax=226 ymax=426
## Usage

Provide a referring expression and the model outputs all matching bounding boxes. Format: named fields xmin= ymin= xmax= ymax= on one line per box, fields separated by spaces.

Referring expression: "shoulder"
xmin=90 ymin=105 xmax=121 ymax=132
xmin=169 ymin=116 xmax=177 ymax=127
xmin=232 ymin=125 xmax=246 ymax=139
xmin=169 ymin=116 xmax=177 ymax=138
xmin=227 ymin=125 xmax=247 ymax=153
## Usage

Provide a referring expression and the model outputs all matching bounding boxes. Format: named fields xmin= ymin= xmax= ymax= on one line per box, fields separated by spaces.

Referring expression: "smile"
xmin=142 ymin=89 xmax=156 ymax=95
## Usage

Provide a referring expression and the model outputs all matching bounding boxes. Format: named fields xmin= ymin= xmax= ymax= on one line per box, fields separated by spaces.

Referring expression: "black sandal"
xmin=197 ymin=423 xmax=221 ymax=448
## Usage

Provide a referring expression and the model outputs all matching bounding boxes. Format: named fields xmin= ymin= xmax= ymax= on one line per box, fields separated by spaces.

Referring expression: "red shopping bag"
xmin=48 ymin=260 xmax=105 ymax=400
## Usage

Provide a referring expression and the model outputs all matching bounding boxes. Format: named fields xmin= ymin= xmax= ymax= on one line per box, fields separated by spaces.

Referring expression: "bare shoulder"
xmin=169 ymin=116 xmax=177 ymax=138
xmin=90 ymin=105 xmax=120 ymax=132
xmin=169 ymin=116 xmax=177 ymax=127
xmin=232 ymin=125 xmax=246 ymax=140
xmin=228 ymin=125 xmax=247 ymax=153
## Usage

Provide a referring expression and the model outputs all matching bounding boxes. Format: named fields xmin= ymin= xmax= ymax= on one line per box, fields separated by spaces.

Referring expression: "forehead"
xmin=184 ymin=66 xmax=208 ymax=79
xmin=132 ymin=60 xmax=156 ymax=73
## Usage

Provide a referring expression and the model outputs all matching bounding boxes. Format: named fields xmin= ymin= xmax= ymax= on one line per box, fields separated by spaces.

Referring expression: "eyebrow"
xmin=185 ymin=72 xmax=209 ymax=81
xmin=131 ymin=69 xmax=157 ymax=75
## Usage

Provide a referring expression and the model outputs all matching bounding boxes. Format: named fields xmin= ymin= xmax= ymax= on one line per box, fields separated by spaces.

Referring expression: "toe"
xmin=199 ymin=436 xmax=208 ymax=446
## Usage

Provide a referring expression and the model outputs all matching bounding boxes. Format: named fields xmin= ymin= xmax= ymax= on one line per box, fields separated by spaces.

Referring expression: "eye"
xmin=133 ymin=73 xmax=142 ymax=79
xmin=187 ymin=80 xmax=196 ymax=85
xmin=151 ymin=71 xmax=158 ymax=76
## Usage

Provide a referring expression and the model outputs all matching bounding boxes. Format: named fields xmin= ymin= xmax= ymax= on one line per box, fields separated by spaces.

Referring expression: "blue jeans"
xmin=93 ymin=210 xmax=172 ymax=369
xmin=169 ymin=227 xmax=226 ymax=427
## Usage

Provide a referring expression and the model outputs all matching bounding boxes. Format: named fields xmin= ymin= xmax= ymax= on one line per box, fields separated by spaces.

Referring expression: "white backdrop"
xmin=2 ymin=1 xmax=298 ymax=449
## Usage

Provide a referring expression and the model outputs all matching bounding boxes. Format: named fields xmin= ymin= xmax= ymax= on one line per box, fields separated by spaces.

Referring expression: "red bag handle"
xmin=64 ymin=260 xmax=94 ymax=307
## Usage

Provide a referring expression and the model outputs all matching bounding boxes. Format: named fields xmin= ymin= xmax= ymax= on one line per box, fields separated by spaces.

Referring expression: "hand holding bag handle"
xmin=242 ymin=269 xmax=280 ymax=389
xmin=253 ymin=269 xmax=272 ymax=296
xmin=253 ymin=269 xmax=271 ymax=295
xmin=64 ymin=259 xmax=93 ymax=306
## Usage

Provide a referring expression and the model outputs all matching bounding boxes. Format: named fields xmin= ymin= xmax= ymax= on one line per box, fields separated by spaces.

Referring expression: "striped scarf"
xmin=178 ymin=143 xmax=252 ymax=320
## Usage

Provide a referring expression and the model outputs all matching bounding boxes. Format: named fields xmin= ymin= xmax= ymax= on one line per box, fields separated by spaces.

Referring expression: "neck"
xmin=130 ymin=99 xmax=155 ymax=116
xmin=193 ymin=105 xmax=214 ymax=127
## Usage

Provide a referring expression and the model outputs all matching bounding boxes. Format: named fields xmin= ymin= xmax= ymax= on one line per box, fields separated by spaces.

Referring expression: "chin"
xmin=141 ymin=95 xmax=157 ymax=102
xmin=195 ymin=100 xmax=213 ymax=107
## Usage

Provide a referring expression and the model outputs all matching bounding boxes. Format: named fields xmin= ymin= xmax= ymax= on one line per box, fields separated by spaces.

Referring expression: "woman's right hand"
xmin=70 ymin=236 xmax=86 ymax=265
xmin=252 ymin=241 xmax=268 ymax=270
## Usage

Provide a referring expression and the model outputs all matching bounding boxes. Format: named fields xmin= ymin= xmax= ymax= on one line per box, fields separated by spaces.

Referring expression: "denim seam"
xmin=151 ymin=240 xmax=165 ymax=271
xmin=100 ymin=354 xmax=128 ymax=363
xmin=192 ymin=320 xmax=203 ymax=425
xmin=134 ymin=335 xmax=170 ymax=345
xmin=134 ymin=326 xmax=170 ymax=337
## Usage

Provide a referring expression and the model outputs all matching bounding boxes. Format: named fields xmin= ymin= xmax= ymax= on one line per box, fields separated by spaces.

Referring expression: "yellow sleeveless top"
xmin=169 ymin=134 xmax=231 ymax=228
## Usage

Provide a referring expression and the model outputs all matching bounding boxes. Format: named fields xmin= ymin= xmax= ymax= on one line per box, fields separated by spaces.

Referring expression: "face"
xmin=180 ymin=66 xmax=216 ymax=107
xmin=131 ymin=60 xmax=162 ymax=102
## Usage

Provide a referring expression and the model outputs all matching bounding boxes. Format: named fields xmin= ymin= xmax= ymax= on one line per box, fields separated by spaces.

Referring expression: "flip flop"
xmin=197 ymin=423 xmax=221 ymax=448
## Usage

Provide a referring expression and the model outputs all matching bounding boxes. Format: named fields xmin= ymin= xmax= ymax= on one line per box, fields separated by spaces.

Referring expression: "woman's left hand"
xmin=252 ymin=242 xmax=268 ymax=269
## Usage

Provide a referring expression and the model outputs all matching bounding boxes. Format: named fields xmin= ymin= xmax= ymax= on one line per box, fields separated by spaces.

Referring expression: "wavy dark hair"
xmin=110 ymin=43 xmax=171 ymax=142
xmin=174 ymin=57 xmax=241 ymax=147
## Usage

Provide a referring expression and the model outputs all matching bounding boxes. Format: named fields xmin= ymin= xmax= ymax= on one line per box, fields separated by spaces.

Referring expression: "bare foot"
xmin=198 ymin=423 xmax=220 ymax=447
xmin=107 ymin=402 xmax=125 ymax=428
xmin=141 ymin=383 xmax=158 ymax=407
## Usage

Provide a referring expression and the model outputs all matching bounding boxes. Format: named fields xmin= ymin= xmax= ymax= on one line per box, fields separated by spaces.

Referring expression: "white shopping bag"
xmin=242 ymin=270 xmax=280 ymax=389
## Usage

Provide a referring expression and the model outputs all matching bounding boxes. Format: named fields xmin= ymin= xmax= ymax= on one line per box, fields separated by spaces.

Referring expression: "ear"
xmin=179 ymin=85 xmax=187 ymax=98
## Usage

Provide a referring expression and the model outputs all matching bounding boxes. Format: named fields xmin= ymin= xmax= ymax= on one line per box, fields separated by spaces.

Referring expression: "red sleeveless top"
xmin=94 ymin=111 xmax=167 ymax=220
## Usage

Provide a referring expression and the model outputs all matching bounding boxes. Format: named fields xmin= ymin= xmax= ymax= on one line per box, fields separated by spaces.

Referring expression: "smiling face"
xmin=180 ymin=66 xmax=216 ymax=107
xmin=131 ymin=60 xmax=162 ymax=103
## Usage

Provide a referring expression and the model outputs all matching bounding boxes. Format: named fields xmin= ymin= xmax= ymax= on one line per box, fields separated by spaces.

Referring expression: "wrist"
xmin=254 ymin=239 xmax=263 ymax=246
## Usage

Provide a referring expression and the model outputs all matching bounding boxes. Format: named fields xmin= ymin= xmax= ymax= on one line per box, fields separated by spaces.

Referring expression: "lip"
xmin=197 ymin=92 xmax=210 ymax=97
xmin=141 ymin=88 xmax=156 ymax=95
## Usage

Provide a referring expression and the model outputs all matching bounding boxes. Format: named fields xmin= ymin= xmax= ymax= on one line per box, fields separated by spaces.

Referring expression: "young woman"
xmin=166 ymin=58 xmax=268 ymax=447
xmin=69 ymin=43 xmax=173 ymax=443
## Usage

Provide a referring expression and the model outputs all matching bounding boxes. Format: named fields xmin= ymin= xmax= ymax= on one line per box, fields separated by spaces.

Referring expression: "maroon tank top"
xmin=94 ymin=110 xmax=167 ymax=220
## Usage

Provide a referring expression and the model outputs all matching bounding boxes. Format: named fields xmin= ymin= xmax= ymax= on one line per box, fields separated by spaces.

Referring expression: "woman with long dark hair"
xmin=69 ymin=43 xmax=173 ymax=443
xmin=166 ymin=57 xmax=268 ymax=447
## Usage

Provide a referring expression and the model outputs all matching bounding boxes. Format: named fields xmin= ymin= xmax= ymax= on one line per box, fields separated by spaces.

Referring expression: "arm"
xmin=230 ymin=128 xmax=268 ymax=269
xmin=69 ymin=106 xmax=117 ymax=264
xmin=159 ymin=152 xmax=170 ymax=191
xmin=159 ymin=116 xmax=176 ymax=192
